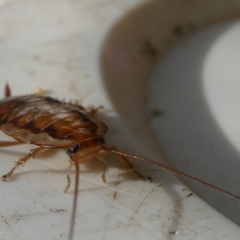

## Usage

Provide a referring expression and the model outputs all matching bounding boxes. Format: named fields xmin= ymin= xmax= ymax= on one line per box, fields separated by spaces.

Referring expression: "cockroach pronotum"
xmin=0 ymin=84 xmax=240 ymax=240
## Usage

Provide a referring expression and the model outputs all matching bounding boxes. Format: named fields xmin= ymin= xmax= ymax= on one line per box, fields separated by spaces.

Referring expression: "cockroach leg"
xmin=101 ymin=161 xmax=107 ymax=183
xmin=64 ymin=160 xmax=75 ymax=193
xmin=96 ymin=156 xmax=107 ymax=183
xmin=102 ymin=146 xmax=147 ymax=181
xmin=1 ymin=147 xmax=44 ymax=181
xmin=0 ymin=141 xmax=24 ymax=147
xmin=88 ymin=106 xmax=103 ymax=117
xmin=117 ymin=153 xmax=146 ymax=180
xmin=64 ymin=174 xmax=72 ymax=193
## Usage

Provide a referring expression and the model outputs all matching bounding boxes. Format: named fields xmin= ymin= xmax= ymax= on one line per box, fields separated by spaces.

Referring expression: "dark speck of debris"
xmin=50 ymin=208 xmax=66 ymax=213
xmin=186 ymin=193 xmax=193 ymax=197
xmin=147 ymin=177 xmax=153 ymax=183
xmin=173 ymin=25 xmax=184 ymax=36
xmin=141 ymin=40 xmax=158 ymax=63
xmin=172 ymin=22 xmax=196 ymax=37
xmin=150 ymin=109 xmax=164 ymax=117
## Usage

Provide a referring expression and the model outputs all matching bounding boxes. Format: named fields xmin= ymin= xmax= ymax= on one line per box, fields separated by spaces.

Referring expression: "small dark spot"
xmin=99 ymin=137 xmax=105 ymax=144
xmin=50 ymin=208 xmax=66 ymax=213
xmin=80 ymin=122 xmax=98 ymax=134
xmin=81 ymin=116 xmax=90 ymax=122
xmin=150 ymin=109 xmax=164 ymax=117
xmin=141 ymin=40 xmax=158 ymax=63
xmin=186 ymin=193 xmax=193 ymax=197
xmin=147 ymin=177 xmax=153 ymax=183
xmin=172 ymin=25 xmax=184 ymax=37
xmin=42 ymin=124 xmax=58 ymax=138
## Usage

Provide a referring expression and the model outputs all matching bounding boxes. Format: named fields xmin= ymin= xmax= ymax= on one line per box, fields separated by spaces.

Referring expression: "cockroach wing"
xmin=0 ymin=95 xmax=107 ymax=148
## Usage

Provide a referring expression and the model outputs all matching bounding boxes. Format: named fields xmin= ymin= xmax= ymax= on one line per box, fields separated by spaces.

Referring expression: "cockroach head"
xmin=66 ymin=137 xmax=105 ymax=164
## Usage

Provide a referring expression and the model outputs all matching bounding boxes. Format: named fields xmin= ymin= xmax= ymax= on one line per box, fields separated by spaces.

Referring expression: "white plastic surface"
xmin=147 ymin=20 xmax=240 ymax=226
xmin=0 ymin=1 xmax=240 ymax=240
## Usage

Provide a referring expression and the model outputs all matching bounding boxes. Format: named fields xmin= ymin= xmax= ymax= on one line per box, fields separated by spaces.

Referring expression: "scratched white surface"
xmin=0 ymin=1 xmax=240 ymax=240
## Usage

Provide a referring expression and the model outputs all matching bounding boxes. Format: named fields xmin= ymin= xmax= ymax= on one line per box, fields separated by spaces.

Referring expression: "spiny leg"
xmin=88 ymin=106 xmax=103 ymax=117
xmin=64 ymin=157 xmax=108 ymax=192
xmin=0 ymin=141 xmax=24 ymax=147
xmin=1 ymin=147 xmax=44 ymax=181
xmin=97 ymin=157 xmax=107 ymax=183
xmin=102 ymin=162 xmax=107 ymax=183
xmin=116 ymin=152 xmax=146 ymax=180
xmin=95 ymin=148 xmax=112 ymax=183
xmin=102 ymin=146 xmax=147 ymax=181
xmin=64 ymin=174 xmax=72 ymax=193
xmin=64 ymin=159 xmax=75 ymax=193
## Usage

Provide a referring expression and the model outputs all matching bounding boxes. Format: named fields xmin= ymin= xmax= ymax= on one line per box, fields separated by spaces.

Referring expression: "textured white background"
xmin=0 ymin=1 xmax=240 ymax=240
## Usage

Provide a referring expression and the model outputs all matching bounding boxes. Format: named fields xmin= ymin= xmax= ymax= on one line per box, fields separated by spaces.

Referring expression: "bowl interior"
xmin=101 ymin=0 xmax=240 ymax=226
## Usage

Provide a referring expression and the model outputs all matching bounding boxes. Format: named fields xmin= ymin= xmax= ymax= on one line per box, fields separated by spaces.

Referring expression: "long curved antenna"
xmin=68 ymin=161 xmax=79 ymax=240
xmin=110 ymin=149 xmax=240 ymax=200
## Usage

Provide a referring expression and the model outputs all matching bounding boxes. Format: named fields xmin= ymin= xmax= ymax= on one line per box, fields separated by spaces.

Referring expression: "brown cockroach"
xmin=0 ymin=84 xmax=240 ymax=240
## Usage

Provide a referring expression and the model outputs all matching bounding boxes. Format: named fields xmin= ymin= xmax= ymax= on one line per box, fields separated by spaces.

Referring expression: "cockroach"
xmin=0 ymin=84 xmax=240 ymax=240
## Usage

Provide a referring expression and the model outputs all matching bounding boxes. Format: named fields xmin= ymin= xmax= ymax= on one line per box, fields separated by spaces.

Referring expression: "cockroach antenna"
xmin=110 ymin=149 xmax=240 ymax=200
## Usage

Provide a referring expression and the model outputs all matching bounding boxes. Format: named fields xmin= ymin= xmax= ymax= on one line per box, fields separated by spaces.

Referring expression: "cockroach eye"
xmin=99 ymin=137 xmax=105 ymax=144
xmin=66 ymin=144 xmax=80 ymax=155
